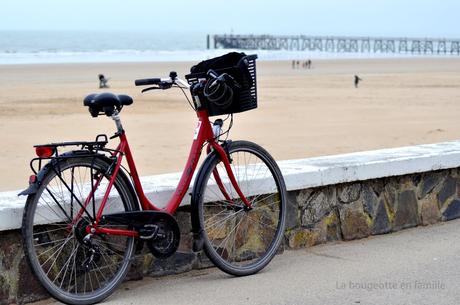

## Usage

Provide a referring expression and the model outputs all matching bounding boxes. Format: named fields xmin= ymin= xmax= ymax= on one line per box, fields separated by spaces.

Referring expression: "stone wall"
xmin=2 ymin=167 xmax=460 ymax=304
xmin=285 ymin=168 xmax=460 ymax=248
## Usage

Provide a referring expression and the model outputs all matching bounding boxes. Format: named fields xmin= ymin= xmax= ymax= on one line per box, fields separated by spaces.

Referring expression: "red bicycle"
xmin=20 ymin=53 xmax=286 ymax=304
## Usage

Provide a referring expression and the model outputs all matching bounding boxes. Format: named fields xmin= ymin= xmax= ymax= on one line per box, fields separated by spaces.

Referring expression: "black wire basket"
xmin=186 ymin=53 xmax=258 ymax=116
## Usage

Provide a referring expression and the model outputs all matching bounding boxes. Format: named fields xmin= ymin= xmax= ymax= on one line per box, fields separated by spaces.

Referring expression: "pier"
xmin=208 ymin=34 xmax=460 ymax=55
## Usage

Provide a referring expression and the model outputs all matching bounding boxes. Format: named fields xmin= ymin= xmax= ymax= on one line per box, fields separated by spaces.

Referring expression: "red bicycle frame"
xmin=79 ymin=109 xmax=250 ymax=237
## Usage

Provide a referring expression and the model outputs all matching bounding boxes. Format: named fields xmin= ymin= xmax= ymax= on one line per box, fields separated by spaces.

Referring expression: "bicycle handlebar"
xmin=134 ymin=78 xmax=162 ymax=86
xmin=135 ymin=71 xmax=190 ymax=90
xmin=135 ymin=69 xmax=236 ymax=92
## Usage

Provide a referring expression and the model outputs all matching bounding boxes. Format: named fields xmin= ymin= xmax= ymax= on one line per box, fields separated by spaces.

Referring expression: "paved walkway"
xmin=43 ymin=219 xmax=460 ymax=305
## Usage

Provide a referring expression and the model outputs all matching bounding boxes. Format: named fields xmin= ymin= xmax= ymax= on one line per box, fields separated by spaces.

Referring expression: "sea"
xmin=0 ymin=30 xmax=453 ymax=65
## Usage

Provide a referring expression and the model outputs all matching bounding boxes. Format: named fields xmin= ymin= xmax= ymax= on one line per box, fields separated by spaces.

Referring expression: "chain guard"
xmin=101 ymin=210 xmax=180 ymax=259
xmin=146 ymin=216 xmax=180 ymax=259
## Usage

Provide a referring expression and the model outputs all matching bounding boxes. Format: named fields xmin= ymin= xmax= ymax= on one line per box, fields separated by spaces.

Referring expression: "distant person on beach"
xmin=296 ymin=60 xmax=300 ymax=69
xmin=292 ymin=60 xmax=296 ymax=69
xmin=98 ymin=74 xmax=110 ymax=88
xmin=354 ymin=75 xmax=362 ymax=88
xmin=308 ymin=59 xmax=312 ymax=69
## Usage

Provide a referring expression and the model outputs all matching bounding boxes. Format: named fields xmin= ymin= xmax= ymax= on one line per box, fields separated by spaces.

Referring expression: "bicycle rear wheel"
xmin=22 ymin=157 xmax=137 ymax=305
xmin=194 ymin=140 xmax=286 ymax=276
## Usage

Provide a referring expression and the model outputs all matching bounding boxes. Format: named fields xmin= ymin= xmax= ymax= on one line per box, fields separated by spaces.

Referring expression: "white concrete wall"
xmin=2 ymin=140 xmax=460 ymax=231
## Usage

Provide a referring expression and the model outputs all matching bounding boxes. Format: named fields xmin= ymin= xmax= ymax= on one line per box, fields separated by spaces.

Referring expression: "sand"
xmin=1 ymin=57 xmax=460 ymax=191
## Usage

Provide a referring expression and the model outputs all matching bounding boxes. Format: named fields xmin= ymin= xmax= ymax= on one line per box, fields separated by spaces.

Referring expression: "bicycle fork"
xmin=208 ymin=119 xmax=252 ymax=209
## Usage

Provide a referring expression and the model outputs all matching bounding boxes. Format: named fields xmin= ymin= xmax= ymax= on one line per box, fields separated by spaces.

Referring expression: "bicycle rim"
xmin=198 ymin=141 xmax=286 ymax=275
xmin=23 ymin=158 xmax=136 ymax=304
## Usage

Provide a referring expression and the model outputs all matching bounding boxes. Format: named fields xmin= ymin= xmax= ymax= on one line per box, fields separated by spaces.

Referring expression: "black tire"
xmin=194 ymin=141 xmax=286 ymax=276
xmin=22 ymin=157 xmax=138 ymax=305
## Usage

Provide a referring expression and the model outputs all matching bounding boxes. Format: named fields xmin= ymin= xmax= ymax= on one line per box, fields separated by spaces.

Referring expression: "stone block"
xmin=338 ymin=201 xmax=371 ymax=240
xmin=372 ymin=200 xmax=391 ymax=234
xmin=286 ymin=191 xmax=299 ymax=229
xmin=418 ymin=172 xmax=443 ymax=199
xmin=337 ymin=183 xmax=361 ymax=204
xmin=322 ymin=210 xmax=342 ymax=242
xmin=287 ymin=228 xmax=320 ymax=249
xmin=370 ymin=179 xmax=385 ymax=197
xmin=442 ymin=199 xmax=460 ymax=221
xmin=412 ymin=174 xmax=422 ymax=187
xmin=383 ymin=180 xmax=398 ymax=215
xmin=437 ymin=176 xmax=456 ymax=206
xmin=287 ymin=210 xmax=341 ymax=248
xmin=394 ymin=190 xmax=419 ymax=231
xmin=362 ymin=185 xmax=379 ymax=217
xmin=16 ymin=255 xmax=48 ymax=304
xmin=399 ymin=175 xmax=415 ymax=189
xmin=420 ymin=196 xmax=441 ymax=225
xmin=296 ymin=188 xmax=315 ymax=207
xmin=0 ymin=230 xmax=25 ymax=304
xmin=301 ymin=188 xmax=336 ymax=226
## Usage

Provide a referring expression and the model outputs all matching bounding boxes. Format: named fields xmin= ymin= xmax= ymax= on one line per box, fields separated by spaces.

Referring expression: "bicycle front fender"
xmin=189 ymin=149 xmax=215 ymax=251
xmin=190 ymin=140 xmax=237 ymax=251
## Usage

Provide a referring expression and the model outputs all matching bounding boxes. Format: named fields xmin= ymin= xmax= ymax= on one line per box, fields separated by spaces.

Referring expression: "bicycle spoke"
xmin=247 ymin=213 xmax=278 ymax=230
xmin=35 ymin=236 xmax=69 ymax=248
xmin=66 ymin=243 xmax=79 ymax=293
xmin=56 ymin=242 xmax=79 ymax=286
xmin=34 ymin=226 xmax=67 ymax=235
xmin=215 ymin=213 xmax=245 ymax=256
xmin=43 ymin=233 xmax=74 ymax=275
xmin=204 ymin=208 xmax=244 ymax=230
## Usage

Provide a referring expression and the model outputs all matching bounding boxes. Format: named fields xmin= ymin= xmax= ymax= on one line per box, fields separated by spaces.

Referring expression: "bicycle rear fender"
xmin=18 ymin=150 xmax=137 ymax=206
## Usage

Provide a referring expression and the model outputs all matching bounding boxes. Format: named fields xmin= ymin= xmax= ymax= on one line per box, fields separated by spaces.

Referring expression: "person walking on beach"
xmin=308 ymin=59 xmax=312 ymax=69
xmin=354 ymin=75 xmax=362 ymax=88
xmin=98 ymin=74 xmax=110 ymax=88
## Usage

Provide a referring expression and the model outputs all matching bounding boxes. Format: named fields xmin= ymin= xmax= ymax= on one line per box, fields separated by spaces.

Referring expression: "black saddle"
xmin=84 ymin=92 xmax=133 ymax=117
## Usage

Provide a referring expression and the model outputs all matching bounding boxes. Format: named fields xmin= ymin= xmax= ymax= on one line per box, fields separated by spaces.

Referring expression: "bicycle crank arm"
xmin=98 ymin=211 xmax=180 ymax=240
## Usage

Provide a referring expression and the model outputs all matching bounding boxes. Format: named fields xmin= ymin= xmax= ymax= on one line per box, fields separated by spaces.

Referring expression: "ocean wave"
xmin=0 ymin=49 xmax=454 ymax=64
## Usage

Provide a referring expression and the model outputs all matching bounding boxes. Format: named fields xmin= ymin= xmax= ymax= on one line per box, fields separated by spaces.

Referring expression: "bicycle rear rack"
xmin=34 ymin=134 xmax=109 ymax=151
xmin=30 ymin=134 xmax=111 ymax=174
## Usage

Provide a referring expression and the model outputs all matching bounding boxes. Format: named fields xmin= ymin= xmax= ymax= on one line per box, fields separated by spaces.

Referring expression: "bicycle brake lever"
xmin=159 ymin=82 xmax=173 ymax=90
xmin=141 ymin=86 xmax=160 ymax=93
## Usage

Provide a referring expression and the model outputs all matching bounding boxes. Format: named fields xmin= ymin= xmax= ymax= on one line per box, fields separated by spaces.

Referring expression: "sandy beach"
xmin=1 ymin=57 xmax=460 ymax=191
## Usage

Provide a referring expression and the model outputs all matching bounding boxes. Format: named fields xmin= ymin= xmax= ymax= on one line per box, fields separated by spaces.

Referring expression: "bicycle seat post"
xmin=111 ymin=110 xmax=124 ymax=134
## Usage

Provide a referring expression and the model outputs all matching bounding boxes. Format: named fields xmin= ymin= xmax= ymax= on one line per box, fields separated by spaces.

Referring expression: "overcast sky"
xmin=0 ymin=0 xmax=459 ymax=38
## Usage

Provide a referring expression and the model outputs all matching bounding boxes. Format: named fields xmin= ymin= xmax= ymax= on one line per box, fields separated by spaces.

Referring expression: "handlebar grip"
xmin=134 ymin=78 xmax=161 ymax=86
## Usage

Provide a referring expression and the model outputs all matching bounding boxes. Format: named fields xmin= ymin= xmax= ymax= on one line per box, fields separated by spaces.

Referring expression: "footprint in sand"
xmin=427 ymin=128 xmax=445 ymax=134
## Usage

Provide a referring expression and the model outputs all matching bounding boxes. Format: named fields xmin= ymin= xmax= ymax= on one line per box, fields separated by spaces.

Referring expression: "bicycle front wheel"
xmin=22 ymin=157 xmax=138 ymax=305
xmin=195 ymin=140 xmax=287 ymax=276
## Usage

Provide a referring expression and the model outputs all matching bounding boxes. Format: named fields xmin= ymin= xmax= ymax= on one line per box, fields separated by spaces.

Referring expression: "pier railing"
xmin=208 ymin=34 xmax=460 ymax=55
